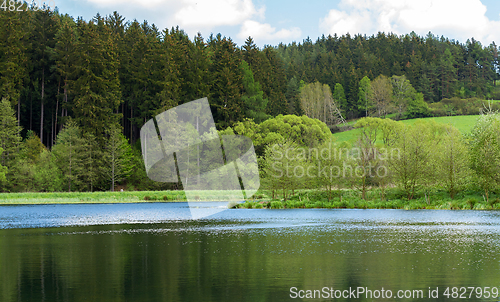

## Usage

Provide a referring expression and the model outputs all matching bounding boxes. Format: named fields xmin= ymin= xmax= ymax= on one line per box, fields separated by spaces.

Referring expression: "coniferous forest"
xmin=1 ymin=4 xmax=500 ymax=193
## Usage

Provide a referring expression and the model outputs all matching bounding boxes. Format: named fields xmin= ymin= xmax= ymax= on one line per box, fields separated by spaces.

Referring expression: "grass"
xmin=0 ymin=190 xmax=275 ymax=205
xmin=236 ymin=188 xmax=500 ymax=210
xmin=1 ymin=188 xmax=498 ymax=211
xmin=333 ymin=115 xmax=481 ymax=144
xmin=0 ymin=191 xmax=188 ymax=205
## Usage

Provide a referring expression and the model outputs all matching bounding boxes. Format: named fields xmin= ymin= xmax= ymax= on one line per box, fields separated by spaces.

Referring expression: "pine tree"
xmin=0 ymin=4 xmax=28 ymax=106
xmin=30 ymin=8 xmax=58 ymax=145
xmin=71 ymin=18 xmax=121 ymax=143
xmin=209 ymin=35 xmax=243 ymax=128
xmin=333 ymin=83 xmax=347 ymax=116
xmin=0 ymin=98 xmax=22 ymax=167
xmin=52 ymin=120 xmax=84 ymax=192
xmin=240 ymin=60 xmax=269 ymax=123
xmin=358 ymin=76 xmax=373 ymax=117
xmin=49 ymin=13 xmax=77 ymax=134
xmin=103 ymin=124 xmax=133 ymax=191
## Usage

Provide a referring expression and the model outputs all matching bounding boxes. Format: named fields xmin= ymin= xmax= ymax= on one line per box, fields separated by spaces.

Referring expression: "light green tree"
xmin=468 ymin=114 xmax=500 ymax=202
xmin=391 ymin=75 xmax=415 ymax=119
xmin=434 ymin=125 xmax=470 ymax=199
xmin=333 ymin=83 xmax=347 ymax=117
xmin=103 ymin=125 xmax=134 ymax=192
xmin=371 ymin=75 xmax=392 ymax=118
xmin=358 ymin=76 xmax=373 ymax=117
xmin=52 ymin=120 xmax=85 ymax=192
xmin=387 ymin=121 xmax=437 ymax=200
xmin=0 ymin=148 xmax=7 ymax=184
xmin=312 ymin=139 xmax=344 ymax=201
xmin=0 ymin=98 xmax=21 ymax=167
xmin=351 ymin=117 xmax=387 ymax=200
xmin=33 ymin=150 xmax=64 ymax=192
xmin=260 ymin=138 xmax=308 ymax=201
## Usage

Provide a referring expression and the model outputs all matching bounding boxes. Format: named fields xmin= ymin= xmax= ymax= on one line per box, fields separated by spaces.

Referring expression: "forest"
xmin=1 ymin=4 xmax=500 ymax=193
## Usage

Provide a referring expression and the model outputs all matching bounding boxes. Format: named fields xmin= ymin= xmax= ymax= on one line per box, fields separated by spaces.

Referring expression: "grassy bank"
xmin=1 ymin=188 xmax=499 ymax=210
xmin=236 ymin=188 xmax=500 ymax=210
xmin=0 ymin=191 xmax=188 ymax=204
xmin=0 ymin=190 xmax=261 ymax=205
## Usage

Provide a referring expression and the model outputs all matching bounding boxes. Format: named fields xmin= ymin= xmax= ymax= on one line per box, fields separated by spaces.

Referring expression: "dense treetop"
xmin=1 ymin=6 xmax=499 ymax=147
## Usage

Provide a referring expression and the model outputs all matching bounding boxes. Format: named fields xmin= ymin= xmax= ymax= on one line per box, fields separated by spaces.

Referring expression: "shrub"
xmin=270 ymin=201 xmax=284 ymax=209
xmin=466 ymin=198 xmax=477 ymax=209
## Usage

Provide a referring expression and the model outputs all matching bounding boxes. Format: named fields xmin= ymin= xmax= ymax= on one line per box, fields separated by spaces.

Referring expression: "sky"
xmin=53 ymin=0 xmax=500 ymax=48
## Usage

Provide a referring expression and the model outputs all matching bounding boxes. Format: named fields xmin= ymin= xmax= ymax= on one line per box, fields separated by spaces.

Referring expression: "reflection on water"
xmin=0 ymin=204 xmax=500 ymax=301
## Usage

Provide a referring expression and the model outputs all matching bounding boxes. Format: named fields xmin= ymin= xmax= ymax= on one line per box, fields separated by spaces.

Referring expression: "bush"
xmin=466 ymin=198 xmax=477 ymax=209
xmin=270 ymin=201 xmax=284 ymax=209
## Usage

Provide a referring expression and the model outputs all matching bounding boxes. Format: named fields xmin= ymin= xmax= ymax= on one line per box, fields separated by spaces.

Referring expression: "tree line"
xmin=1 ymin=4 xmax=500 ymax=192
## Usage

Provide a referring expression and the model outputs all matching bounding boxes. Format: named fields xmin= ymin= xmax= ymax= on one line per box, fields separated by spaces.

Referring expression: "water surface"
xmin=0 ymin=203 xmax=499 ymax=301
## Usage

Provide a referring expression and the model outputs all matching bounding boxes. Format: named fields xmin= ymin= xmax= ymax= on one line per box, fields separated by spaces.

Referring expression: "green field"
xmin=0 ymin=191 xmax=187 ymax=204
xmin=0 ymin=190 xmax=273 ymax=205
xmin=333 ymin=115 xmax=481 ymax=144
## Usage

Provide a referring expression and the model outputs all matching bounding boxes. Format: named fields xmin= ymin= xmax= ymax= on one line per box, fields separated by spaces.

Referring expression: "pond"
xmin=0 ymin=203 xmax=499 ymax=301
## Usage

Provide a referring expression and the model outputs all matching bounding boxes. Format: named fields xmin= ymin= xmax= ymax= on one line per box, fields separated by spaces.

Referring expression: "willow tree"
xmin=371 ymin=75 xmax=392 ymax=118
xmin=299 ymin=81 xmax=341 ymax=126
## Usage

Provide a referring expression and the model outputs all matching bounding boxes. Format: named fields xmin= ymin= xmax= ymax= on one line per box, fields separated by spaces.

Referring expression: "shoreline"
xmin=0 ymin=189 xmax=499 ymax=210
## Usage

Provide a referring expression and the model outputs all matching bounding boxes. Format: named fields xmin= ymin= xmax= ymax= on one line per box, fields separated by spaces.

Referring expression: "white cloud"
xmin=320 ymin=0 xmax=500 ymax=45
xmin=86 ymin=0 xmax=170 ymax=9
xmin=174 ymin=0 xmax=264 ymax=30
xmin=80 ymin=0 xmax=300 ymax=45
xmin=238 ymin=20 xmax=301 ymax=42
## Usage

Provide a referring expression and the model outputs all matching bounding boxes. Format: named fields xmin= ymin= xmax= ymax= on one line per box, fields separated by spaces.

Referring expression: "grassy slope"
xmin=333 ymin=115 xmax=480 ymax=144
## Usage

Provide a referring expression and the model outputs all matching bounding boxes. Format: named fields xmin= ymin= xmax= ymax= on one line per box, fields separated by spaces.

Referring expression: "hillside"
xmin=333 ymin=115 xmax=480 ymax=144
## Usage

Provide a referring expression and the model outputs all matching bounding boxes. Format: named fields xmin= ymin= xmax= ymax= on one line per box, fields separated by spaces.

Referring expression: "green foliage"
xmin=467 ymin=113 xmax=500 ymax=202
xmin=0 ymin=148 xmax=7 ymax=184
xmin=240 ymin=60 xmax=269 ymax=123
xmin=260 ymin=138 xmax=308 ymax=201
xmin=358 ymin=76 xmax=373 ymax=117
xmin=71 ymin=18 xmax=122 ymax=142
xmin=52 ymin=120 xmax=85 ymax=192
xmin=0 ymin=98 xmax=22 ymax=168
xmin=103 ymin=124 xmax=134 ymax=191
xmin=391 ymin=75 xmax=417 ymax=119
xmin=227 ymin=114 xmax=331 ymax=157
xmin=433 ymin=126 xmax=470 ymax=198
xmin=33 ymin=150 xmax=64 ymax=192
xmin=386 ymin=120 xmax=438 ymax=199
xmin=209 ymin=35 xmax=243 ymax=129
xmin=333 ymin=83 xmax=347 ymax=115
xmin=371 ymin=75 xmax=393 ymax=118
xmin=405 ymin=92 xmax=429 ymax=118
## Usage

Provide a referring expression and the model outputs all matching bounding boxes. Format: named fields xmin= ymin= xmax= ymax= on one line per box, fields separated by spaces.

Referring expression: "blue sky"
xmin=53 ymin=0 xmax=500 ymax=48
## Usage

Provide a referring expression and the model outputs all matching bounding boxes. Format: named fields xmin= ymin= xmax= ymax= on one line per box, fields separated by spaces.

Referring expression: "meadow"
xmin=333 ymin=114 xmax=480 ymax=144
